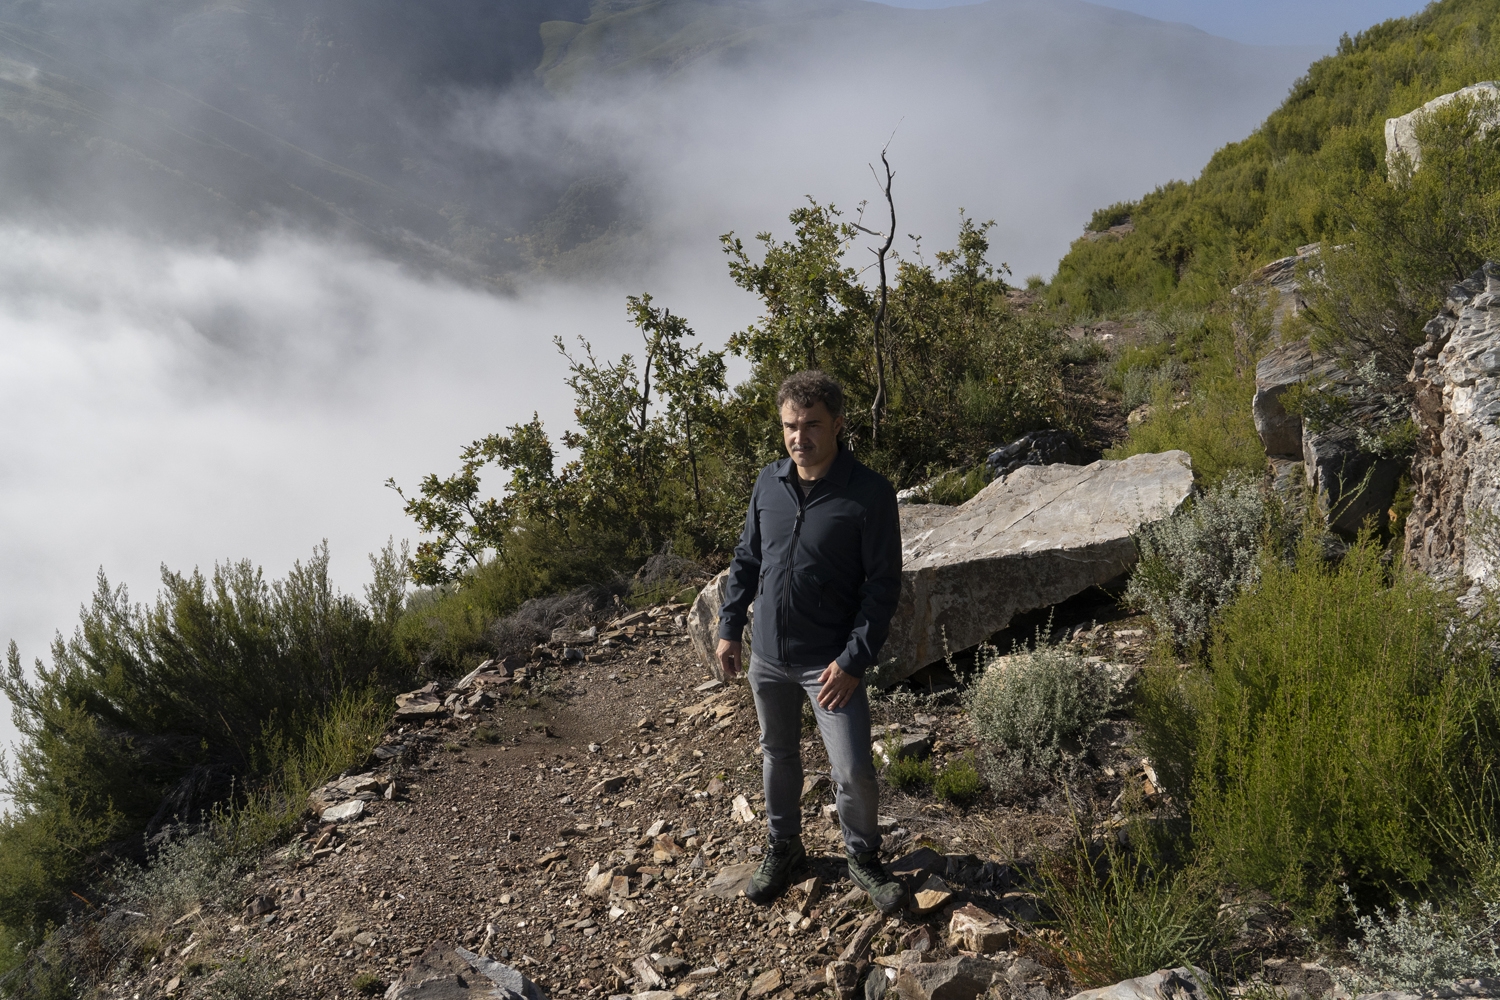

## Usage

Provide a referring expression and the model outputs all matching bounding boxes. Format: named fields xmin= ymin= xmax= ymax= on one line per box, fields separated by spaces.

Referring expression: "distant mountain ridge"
xmin=0 ymin=0 xmax=1319 ymax=282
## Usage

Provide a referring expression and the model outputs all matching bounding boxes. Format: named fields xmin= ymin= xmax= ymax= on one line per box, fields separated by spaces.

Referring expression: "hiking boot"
xmin=745 ymin=836 xmax=805 ymax=905
xmin=847 ymin=849 xmax=907 ymax=915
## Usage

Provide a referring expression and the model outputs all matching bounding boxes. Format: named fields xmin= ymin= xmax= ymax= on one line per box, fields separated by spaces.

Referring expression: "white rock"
xmin=731 ymin=795 xmax=756 ymax=824
xmin=320 ymin=800 xmax=365 ymax=823
xmin=1065 ymin=967 xmax=1211 ymax=1000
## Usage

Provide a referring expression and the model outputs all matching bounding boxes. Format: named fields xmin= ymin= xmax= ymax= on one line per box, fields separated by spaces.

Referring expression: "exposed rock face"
xmin=1251 ymin=337 xmax=1404 ymax=535
xmin=687 ymin=572 xmax=753 ymax=684
xmin=1303 ymin=412 xmax=1406 ymax=537
xmin=894 ymin=955 xmax=1002 ymax=1000
xmin=984 ymin=429 xmax=1085 ymax=479
xmin=1253 ymin=340 xmax=1334 ymax=459
xmin=1386 ymin=82 xmax=1500 ymax=169
xmin=1406 ymin=262 xmax=1500 ymax=586
xmin=689 ymin=452 xmax=1192 ymax=685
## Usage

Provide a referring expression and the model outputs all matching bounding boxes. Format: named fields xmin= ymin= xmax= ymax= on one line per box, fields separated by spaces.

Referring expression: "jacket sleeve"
xmin=835 ymin=481 xmax=903 ymax=677
xmin=717 ymin=472 xmax=763 ymax=642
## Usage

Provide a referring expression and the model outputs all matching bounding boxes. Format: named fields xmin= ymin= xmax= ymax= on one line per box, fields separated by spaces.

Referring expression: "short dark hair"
xmin=776 ymin=370 xmax=845 ymax=418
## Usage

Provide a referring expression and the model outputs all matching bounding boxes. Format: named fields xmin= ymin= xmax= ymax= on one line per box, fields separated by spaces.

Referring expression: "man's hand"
xmin=817 ymin=661 xmax=859 ymax=710
xmin=716 ymin=639 xmax=743 ymax=679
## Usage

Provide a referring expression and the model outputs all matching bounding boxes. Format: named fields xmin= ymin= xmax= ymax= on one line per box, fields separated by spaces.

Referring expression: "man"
xmin=715 ymin=370 xmax=907 ymax=914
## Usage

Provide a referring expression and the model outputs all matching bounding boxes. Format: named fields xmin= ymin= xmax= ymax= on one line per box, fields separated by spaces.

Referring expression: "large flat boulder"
xmin=1406 ymin=262 xmax=1500 ymax=587
xmin=688 ymin=451 xmax=1193 ymax=686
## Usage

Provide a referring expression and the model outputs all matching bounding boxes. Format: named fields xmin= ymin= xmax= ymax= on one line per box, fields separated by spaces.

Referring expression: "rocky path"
xmin=110 ymin=599 xmax=1161 ymax=1000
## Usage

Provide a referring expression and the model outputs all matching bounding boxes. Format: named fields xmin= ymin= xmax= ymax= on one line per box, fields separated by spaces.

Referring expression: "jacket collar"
xmin=776 ymin=444 xmax=855 ymax=490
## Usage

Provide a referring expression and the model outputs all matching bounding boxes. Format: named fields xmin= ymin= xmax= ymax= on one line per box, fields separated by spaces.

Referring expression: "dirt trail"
xmin=102 ymin=597 xmax=1157 ymax=1000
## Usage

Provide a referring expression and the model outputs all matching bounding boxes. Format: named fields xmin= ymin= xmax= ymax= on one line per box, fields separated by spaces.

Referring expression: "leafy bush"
xmin=1037 ymin=832 xmax=1221 ymax=988
xmin=199 ymin=955 xmax=285 ymax=1000
xmin=1107 ymin=316 xmax=1266 ymax=488
xmin=1306 ymin=91 xmax=1500 ymax=378
xmin=1126 ymin=472 xmax=1271 ymax=651
xmin=112 ymin=830 xmax=247 ymax=923
xmin=923 ymin=465 xmax=990 ymax=507
xmin=0 ymin=543 xmax=408 ymax=948
xmin=1338 ymin=888 xmax=1500 ymax=993
xmin=1138 ymin=537 xmax=1500 ymax=917
xmin=395 ymin=201 xmax=1077 ymax=596
xmin=933 ymin=756 xmax=983 ymax=806
xmin=964 ymin=641 xmax=1113 ymax=796
xmin=352 ymin=971 xmax=386 ymax=995
xmin=883 ymin=750 xmax=935 ymax=792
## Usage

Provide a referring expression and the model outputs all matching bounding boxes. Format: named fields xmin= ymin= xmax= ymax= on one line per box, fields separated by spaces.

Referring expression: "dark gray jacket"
xmin=717 ymin=446 xmax=902 ymax=677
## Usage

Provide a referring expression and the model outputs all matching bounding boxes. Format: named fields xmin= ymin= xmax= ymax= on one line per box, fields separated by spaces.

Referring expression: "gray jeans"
xmin=747 ymin=653 xmax=880 ymax=855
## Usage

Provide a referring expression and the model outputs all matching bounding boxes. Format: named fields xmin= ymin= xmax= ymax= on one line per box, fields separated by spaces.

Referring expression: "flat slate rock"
xmin=707 ymin=861 xmax=759 ymax=898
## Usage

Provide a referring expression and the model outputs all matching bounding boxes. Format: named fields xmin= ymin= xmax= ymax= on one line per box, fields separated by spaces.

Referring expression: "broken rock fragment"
xmin=731 ymin=795 xmax=757 ymax=824
xmin=894 ymin=956 xmax=1001 ymax=1000
xmin=748 ymin=969 xmax=784 ymax=998
xmin=321 ymin=799 xmax=365 ymax=824
xmin=946 ymin=904 xmax=1014 ymax=954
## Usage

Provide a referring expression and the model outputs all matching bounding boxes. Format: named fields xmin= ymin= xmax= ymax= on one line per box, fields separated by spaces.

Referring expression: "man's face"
xmin=780 ymin=399 xmax=843 ymax=476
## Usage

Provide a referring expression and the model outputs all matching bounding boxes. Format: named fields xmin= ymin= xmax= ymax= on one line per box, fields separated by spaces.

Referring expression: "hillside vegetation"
xmin=1051 ymin=0 xmax=1500 ymax=318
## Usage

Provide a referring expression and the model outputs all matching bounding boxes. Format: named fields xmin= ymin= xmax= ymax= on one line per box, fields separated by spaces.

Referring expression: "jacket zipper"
xmin=780 ymin=478 xmax=807 ymax=663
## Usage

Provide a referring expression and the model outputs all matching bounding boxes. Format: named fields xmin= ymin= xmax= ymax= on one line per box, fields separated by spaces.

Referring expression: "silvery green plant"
xmin=1126 ymin=472 xmax=1268 ymax=650
xmin=1336 ymin=887 xmax=1500 ymax=992
xmin=964 ymin=640 xmax=1112 ymax=796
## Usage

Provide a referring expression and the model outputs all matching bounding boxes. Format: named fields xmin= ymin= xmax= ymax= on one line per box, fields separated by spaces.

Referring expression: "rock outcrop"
xmin=690 ymin=452 xmax=1193 ymax=685
xmin=1234 ymin=243 xmax=1320 ymax=337
xmin=1253 ymin=340 xmax=1333 ymax=460
xmin=1406 ymin=262 xmax=1500 ymax=587
xmin=1252 ymin=335 xmax=1404 ymax=536
xmin=1386 ymin=82 xmax=1500 ymax=169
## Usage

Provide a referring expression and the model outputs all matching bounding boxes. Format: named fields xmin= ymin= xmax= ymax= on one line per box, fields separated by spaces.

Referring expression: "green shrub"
xmin=1037 ymin=832 xmax=1221 ymax=988
xmin=924 ymin=465 xmax=990 ymax=506
xmin=227 ymin=686 xmax=390 ymax=848
xmin=352 ymin=971 xmax=386 ymax=995
xmin=884 ymin=751 xmax=935 ymax=792
xmin=1126 ymin=472 xmax=1273 ymax=651
xmin=1049 ymin=3 xmax=1500 ymax=321
xmin=933 ymin=756 xmax=983 ymax=806
xmin=1338 ymin=889 xmax=1500 ymax=993
xmin=0 ymin=542 xmax=408 ymax=949
xmin=112 ymin=830 xmax=247 ymax=923
xmin=199 ymin=955 xmax=285 ymax=1000
xmin=1107 ymin=321 xmax=1265 ymax=489
xmin=964 ymin=641 xmax=1113 ymax=796
xmin=1139 ymin=537 xmax=1500 ymax=917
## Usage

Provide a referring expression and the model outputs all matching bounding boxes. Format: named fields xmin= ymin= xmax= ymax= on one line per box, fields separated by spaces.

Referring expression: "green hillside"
xmin=1050 ymin=0 xmax=1500 ymax=317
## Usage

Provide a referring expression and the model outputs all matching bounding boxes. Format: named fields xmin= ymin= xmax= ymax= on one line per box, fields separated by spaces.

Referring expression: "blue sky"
xmin=881 ymin=0 xmax=1431 ymax=48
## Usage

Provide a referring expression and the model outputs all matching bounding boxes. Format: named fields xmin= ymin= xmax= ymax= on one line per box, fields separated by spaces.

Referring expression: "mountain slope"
xmin=1049 ymin=0 xmax=1500 ymax=316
